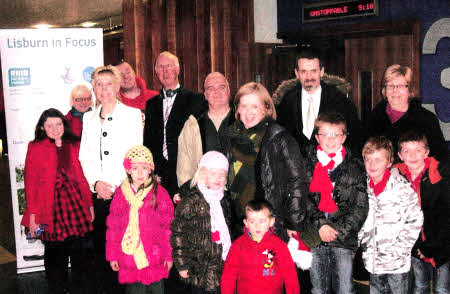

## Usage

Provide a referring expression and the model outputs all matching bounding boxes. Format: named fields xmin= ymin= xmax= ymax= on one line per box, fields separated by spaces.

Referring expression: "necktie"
xmin=162 ymin=98 xmax=174 ymax=159
xmin=304 ymin=95 xmax=315 ymax=139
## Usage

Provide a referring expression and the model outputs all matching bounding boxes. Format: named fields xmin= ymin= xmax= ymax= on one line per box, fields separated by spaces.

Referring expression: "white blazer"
xmin=79 ymin=101 xmax=143 ymax=191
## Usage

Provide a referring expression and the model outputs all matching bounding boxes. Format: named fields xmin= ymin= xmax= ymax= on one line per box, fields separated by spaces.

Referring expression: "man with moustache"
xmin=115 ymin=61 xmax=158 ymax=111
xmin=276 ymin=49 xmax=364 ymax=157
xmin=144 ymin=51 xmax=206 ymax=198
xmin=176 ymin=72 xmax=235 ymax=188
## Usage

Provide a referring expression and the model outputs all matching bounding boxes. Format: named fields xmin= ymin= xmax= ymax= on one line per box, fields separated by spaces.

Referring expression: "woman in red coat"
xmin=21 ymin=108 xmax=95 ymax=293
xmin=65 ymin=84 xmax=93 ymax=137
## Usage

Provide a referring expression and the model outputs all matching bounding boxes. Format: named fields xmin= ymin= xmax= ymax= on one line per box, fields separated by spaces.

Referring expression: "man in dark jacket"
xmin=144 ymin=51 xmax=206 ymax=198
xmin=276 ymin=49 xmax=365 ymax=157
xmin=176 ymin=72 xmax=235 ymax=188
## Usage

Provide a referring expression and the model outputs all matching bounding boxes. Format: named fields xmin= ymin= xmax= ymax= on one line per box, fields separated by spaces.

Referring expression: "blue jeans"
xmin=370 ymin=272 xmax=409 ymax=294
xmin=411 ymin=257 xmax=450 ymax=294
xmin=310 ymin=245 xmax=355 ymax=294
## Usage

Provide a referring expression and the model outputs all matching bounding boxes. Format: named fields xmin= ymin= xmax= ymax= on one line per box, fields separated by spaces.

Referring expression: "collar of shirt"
xmin=163 ymin=83 xmax=181 ymax=100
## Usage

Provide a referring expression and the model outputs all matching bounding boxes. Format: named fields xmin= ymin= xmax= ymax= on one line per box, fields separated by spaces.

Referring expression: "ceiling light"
xmin=33 ymin=24 xmax=53 ymax=29
xmin=81 ymin=22 xmax=97 ymax=28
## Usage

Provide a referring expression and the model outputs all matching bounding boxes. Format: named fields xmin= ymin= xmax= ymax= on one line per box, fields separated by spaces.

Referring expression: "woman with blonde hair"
xmin=65 ymin=84 xmax=93 ymax=137
xmin=223 ymin=82 xmax=308 ymax=242
xmin=79 ymin=65 xmax=143 ymax=293
xmin=367 ymin=64 xmax=447 ymax=162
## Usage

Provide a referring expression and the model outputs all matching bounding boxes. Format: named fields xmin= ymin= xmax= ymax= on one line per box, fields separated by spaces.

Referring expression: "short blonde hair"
xmin=381 ymin=64 xmax=415 ymax=99
xmin=91 ymin=65 xmax=122 ymax=88
xmin=362 ymin=136 xmax=394 ymax=163
xmin=70 ymin=84 xmax=92 ymax=106
xmin=155 ymin=51 xmax=180 ymax=71
xmin=234 ymin=82 xmax=276 ymax=121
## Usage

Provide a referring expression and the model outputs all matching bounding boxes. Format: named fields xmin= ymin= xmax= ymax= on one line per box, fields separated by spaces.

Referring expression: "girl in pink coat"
xmin=106 ymin=145 xmax=174 ymax=293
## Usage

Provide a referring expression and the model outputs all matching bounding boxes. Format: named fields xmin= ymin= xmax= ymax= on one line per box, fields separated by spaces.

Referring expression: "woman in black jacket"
xmin=367 ymin=64 xmax=448 ymax=163
xmin=223 ymin=82 xmax=308 ymax=242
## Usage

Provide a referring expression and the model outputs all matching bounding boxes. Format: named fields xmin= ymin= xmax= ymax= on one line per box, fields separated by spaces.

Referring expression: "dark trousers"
xmin=44 ymin=235 xmax=95 ymax=294
xmin=191 ymin=285 xmax=220 ymax=294
xmin=93 ymin=195 xmax=125 ymax=294
xmin=125 ymin=280 xmax=165 ymax=294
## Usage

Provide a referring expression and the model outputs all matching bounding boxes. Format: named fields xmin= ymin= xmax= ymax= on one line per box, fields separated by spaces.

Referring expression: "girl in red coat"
xmin=21 ymin=108 xmax=95 ymax=293
xmin=106 ymin=145 xmax=174 ymax=294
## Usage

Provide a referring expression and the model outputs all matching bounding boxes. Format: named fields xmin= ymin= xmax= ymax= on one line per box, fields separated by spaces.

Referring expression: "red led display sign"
xmin=303 ymin=0 xmax=378 ymax=23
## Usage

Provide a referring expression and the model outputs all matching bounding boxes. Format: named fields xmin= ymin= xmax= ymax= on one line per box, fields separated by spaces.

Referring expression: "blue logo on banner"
xmin=83 ymin=66 xmax=95 ymax=83
xmin=9 ymin=68 xmax=30 ymax=87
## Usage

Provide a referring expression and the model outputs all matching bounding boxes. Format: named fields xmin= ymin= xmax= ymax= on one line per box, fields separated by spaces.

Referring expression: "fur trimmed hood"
xmin=272 ymin=73 xmax=352 ymax=105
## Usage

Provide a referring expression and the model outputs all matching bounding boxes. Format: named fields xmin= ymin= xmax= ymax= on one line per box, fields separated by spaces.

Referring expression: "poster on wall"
xmin=0 ymin=28 xmax=103 ymax=273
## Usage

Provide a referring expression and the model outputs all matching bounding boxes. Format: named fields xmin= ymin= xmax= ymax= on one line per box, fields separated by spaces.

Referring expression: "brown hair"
xmin=234 ymin=82 xmax=276 ymax=121
xmin=362 ymin=136 xmax=394 ymax=163
xmin=313 ymin=112 xmax=347 ymax=135
xmin=381 ymin=64 xmax=415 ymax=99
xmin=398 ymin=129 xmax=429 ymax=152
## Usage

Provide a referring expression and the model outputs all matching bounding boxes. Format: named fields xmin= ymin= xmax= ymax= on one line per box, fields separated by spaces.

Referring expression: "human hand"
xmin=110 ymin=261 xmax=120 ymax=271
xmin=89 ymin=206 xmax=95 ymax=223
xmin=96 ymin=181 xmax=115 ymax=200
xmin=173 ymin=194 xmax=181 ymax=204
xmin=164 ymin=260 xmax=173 ymax=271
xmin=179 ymin=270 xmax=189 ymax=279
xmin=29 ymin=214 xmax=39 ymax=238
xmin=318 ymin=225 xmax=338 ymax=242
xmin=287 ymin=229 xmax=297 ymax=238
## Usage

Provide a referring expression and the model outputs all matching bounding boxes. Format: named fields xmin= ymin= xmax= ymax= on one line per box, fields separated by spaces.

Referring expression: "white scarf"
xmin=198 ymin=183 xmax=232 ymax=260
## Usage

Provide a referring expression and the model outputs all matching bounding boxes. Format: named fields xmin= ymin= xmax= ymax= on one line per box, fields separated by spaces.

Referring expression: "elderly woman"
xmin=367 ymin=64 xmax=447 ymax=162
xmin=65 ymin=84 xmax=93 ymax=137
xmin=223 ymin=82 xmax=308 ymax=242
xmin=79 ymin=65 xmax=142 ymax=294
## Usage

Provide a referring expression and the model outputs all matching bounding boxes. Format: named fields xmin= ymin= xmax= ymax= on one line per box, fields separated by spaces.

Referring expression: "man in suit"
xmin=276 ymin=49 xmax=365 ymax=157
xmin=144 ymin=51 xmax=206 ymax=198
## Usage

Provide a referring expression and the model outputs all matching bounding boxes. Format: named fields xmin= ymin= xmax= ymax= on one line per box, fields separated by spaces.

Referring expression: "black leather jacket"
xmin=303 ymin=145 xmax=369 ymax=250
xmin=224 ymin=119 xmax=308 ymax=242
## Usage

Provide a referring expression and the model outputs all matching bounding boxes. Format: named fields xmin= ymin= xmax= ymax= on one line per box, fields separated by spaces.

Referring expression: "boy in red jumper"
xmin=221 ymin=199 xmax=299 ymax=294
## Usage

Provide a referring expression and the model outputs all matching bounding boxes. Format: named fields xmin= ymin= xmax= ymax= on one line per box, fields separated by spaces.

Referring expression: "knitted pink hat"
xmin=198 ymin=151 xmax=229 ymax=171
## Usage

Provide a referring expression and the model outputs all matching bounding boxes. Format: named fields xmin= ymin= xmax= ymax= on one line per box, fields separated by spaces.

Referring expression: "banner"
xmin=0 ymin=28 xmax=103 ymax=273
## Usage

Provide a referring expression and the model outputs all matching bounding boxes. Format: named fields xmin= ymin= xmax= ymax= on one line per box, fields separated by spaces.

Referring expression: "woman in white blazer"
xmin=79 ymin=65 xmax=142 ymax=294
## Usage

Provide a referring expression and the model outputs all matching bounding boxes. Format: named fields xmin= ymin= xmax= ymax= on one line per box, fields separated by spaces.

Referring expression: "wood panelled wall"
xmin=121 ymin=0 xmax=292 ymax=96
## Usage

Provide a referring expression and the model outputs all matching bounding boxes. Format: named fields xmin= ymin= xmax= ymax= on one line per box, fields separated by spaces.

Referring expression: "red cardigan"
xmin=221 ymin=231 xmax=300 ymax=294
xmin=65 ymin=111 xmax=83 ymax=138
xmin=21 ymin=138 xmax=93 ymax=234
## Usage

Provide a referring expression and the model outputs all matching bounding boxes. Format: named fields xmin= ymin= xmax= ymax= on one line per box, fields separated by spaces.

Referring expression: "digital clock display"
xmin=303 ymin=0 xmax=378 ymax=23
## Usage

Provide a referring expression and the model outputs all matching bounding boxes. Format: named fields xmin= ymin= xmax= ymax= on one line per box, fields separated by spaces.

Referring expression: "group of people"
xmin=20 ymin=48 xmax=448 ymax=294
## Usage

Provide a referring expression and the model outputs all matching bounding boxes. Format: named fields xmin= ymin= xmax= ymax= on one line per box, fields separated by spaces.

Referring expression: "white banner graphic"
xmin=0 ymin=28 xmax=103 ymax=273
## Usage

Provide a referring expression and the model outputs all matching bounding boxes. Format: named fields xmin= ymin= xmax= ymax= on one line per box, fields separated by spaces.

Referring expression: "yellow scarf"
xmin=121 ymin=177 xmax=153 ymax=269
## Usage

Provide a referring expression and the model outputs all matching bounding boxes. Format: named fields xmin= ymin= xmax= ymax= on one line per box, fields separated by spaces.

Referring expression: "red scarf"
xmin=309 ymin=146 xmax=346 ymax=213
xmin=369 ymin=169 xmax=391 ymax=196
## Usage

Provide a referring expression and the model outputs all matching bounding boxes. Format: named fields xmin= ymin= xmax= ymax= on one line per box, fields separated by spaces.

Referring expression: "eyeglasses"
xmin=74 ymin=97 xmax=92 ymax=102
xmin=317 ymin=133 xmax=346 ymax=139
xmin=386 ymin=84 xmax=408 ymax=91
xmin=156 ymin=64 xmax=176 ymax=70
xmin=205 ymin=85 xmax=228 ymax=93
